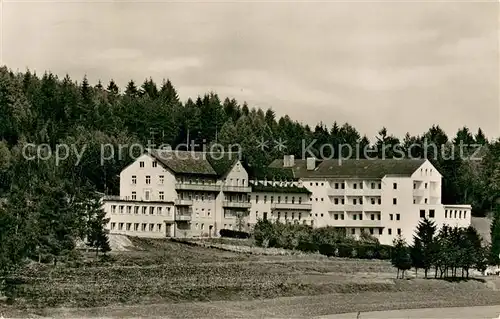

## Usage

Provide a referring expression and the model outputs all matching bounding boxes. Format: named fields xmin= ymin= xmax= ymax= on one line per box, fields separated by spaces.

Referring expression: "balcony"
xmin=362 ymin=189 xmax=381 ymax=196
xmin=175 ymin=183 xmax=221 ymax=192
xmin=270 ymin=203 xmax=312 ymax=210
xmin=175 ymin=214 xmax=192 ymax=221
xmin=413 ymin=189 xmax=425 ymax=197
xmin=363 ymin=204 xmax=382 ymax=212
xmin=344 ymin=204 xmax=364 ymax=211
xmin=345 ymin=189 xmax=364 ymax=196
xmin=174 ymin=199 xmax=193 ymax=206
xmin=222 ymin=201 xmax=252 ymax=209
xmin=342 ymin=219 xmax=383 ymax=227
xmin=222 ymin=185 xmax=252 ymax=193
xmin=328 ymin=188 xmax=345 ymax=196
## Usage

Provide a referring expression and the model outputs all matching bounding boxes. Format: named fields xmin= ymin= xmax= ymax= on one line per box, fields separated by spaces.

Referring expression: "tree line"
xmin=0 ymin=65 xmax=499 ymax=276
xmin=391 ymin=218 xmax=491 ymax=279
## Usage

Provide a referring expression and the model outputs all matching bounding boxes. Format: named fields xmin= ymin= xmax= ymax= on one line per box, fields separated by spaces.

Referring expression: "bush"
xmin=219 ymin=229 xmax=250 ymax=239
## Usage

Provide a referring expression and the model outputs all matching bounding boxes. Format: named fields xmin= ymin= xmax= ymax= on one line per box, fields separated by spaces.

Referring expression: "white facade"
xmin=291 ymin=158 xmax=472 ymax=245
xmin=103 ymin=152 xmax=471 ymax=246
xmin=104 ymin=150 xmax=253 ymax=238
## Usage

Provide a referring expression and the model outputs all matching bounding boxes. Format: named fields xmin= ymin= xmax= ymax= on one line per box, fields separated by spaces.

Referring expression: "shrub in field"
xmin=219 ymin=229 xmax=250 ymax=239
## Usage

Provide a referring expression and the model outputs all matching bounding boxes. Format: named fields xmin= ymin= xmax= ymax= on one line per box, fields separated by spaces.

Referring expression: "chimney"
xmin=306 ymin=157 xmax=316 ymax=170
xmin=283 ymin=155 xmax=295 ymax=167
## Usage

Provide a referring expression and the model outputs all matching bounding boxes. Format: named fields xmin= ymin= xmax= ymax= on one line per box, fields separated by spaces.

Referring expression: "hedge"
xmin=219 ymin=229 xmax=251 ymax=239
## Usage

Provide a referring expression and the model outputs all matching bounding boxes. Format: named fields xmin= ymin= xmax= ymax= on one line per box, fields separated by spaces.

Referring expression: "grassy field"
xmin=1 ymin=236 xmax=500 ymax=318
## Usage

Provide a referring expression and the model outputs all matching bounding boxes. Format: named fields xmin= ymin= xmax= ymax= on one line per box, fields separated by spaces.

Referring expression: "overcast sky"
xmin=2 ymin=0 xmax=499 ymax=141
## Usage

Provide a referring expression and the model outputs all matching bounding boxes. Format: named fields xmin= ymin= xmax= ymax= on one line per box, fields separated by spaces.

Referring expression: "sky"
xmin=1 ymin=0 xmax=499 ymax=141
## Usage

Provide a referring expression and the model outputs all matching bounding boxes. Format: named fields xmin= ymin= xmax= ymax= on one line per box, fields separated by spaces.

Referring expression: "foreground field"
xmin=1 ymin=237 xmax=500 ymax=318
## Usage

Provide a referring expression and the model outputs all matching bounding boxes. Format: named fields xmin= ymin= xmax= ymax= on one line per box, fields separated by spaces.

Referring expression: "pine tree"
xmin=391 ymin=235 xmax=412 ymax=279
xmin=413 ymin=218 xmax=437 ymax=278
xmin=490 ymin=203 xmax=500 ymax=265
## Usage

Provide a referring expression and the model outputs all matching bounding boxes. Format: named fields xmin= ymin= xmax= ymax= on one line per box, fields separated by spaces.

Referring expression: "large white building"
xmin=103 ymin=151 xmax=471 ymax=246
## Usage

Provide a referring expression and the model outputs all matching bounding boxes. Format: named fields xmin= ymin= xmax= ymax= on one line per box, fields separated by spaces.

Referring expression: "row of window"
xmin=254 ymin=195 xmax=304 ymax=204
xmin=131 ymin=175 xmax=163 ymax=185
xmin=310 ymin=182 xmax=384 ymax=189
xmin=420 ymin=209 xmax=435 ymax=218
xmin=445 ymin=209 xmax=467 ymax=219
xmin=139 ymin=161 xmax=157 ymax=168
xmin=351 ymin=228 xmax=402 ymax=236
xmin=111 ymin=222 xmax=163 ymax=232
xmin=110 ymin=205 xmax=170 ymax=215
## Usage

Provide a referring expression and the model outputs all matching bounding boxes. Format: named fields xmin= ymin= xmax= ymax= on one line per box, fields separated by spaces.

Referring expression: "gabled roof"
xmin=268 ymin=158 xmax=427 ymax=179
xmin=250 ymin=182 xmax=311 ymax=194
xmin=148 ymin=149 xmax=240 ymax=177
xmin=250 ymin=166 xmax=296 ymax=181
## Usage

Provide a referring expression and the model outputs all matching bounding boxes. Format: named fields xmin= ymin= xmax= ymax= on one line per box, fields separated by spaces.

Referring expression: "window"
xmin=316 ymin=182 xmax=318 ymax=186
xmin=454 ymin=210 xmax=457 ymax=218
xmin=393 ymin=198 xmax=397 ymax=205
xmin=334 ymin=214 xmax=339 ymax=220
xmin=142 ymin=206 xmax=147 ymax=214
xmin=256 ymin=195 xmax=259 ymax=203
xmin=159 ymin=191 xmax=164 ymax=200
xmin=150 ymin=207 xmax=154 ymax=215
xmin=278 ymin=196 xmax=281 ymax=203
xmin=351 ymin=228 xmax=355 ymax=235
xmin=353 ymin=198 xmax=357 ymax=205
xmin=270 ymin=196 xmax=274 ymax=203
xmin=146 ymin=176 xmax=151 ymax=184
xmin=379 ymin=229 xmax=383 ymax=235
xmin=369 ymin=228 xmax=374 ymax=235
xmin=152 ymin=161 xmax=157 ymax=168
xmin=126 ymin=223 xmax=131 ymax=231
xmin=201 ymin=224 xmax=205 ymax=230
xmin=141 ymin=223 xmax=146 ymax=231
xmin=393 ymin=183 xmax=397 ymax=189
xmin=464 ymin=211 xmax=467 ymax=219
xmin=134 ymin=223 xmax=139 ymax=231
xmin=388 ymin=228 xmax=392 ymax=235
xmin=371 ymin=214 xmax=375 ymax=220
xmin=377 ymin=198 xmax=381 ymax=205
xmin=420 ymin=210 xmax=425 ymax=218
xmin=334 ymin=198 xmax=339 ymax=205
xmin=111 ymin=222 xmax=116 ymax=230
xmin=140 ymin=161 xmax=144 ymax=168
xmin=459 ymin=211 xmax=462 ymax=218
xmin=396 ymin=214 xmax=400 ymax=221
xmin=157 ymin=224 xmax=162 ymax=232
xmin=378 ymin=183 xmax=381 ymax=189
xmin=445 ymin=210 xmax=448 ymax=218
xmin=321 ymin=213 xmax=324 ymax=217
xmin=159 ymin=175 xmax=164 ymax=184
xmin=335 ymin=183 xmax=339 ymax=189
xmin=291 ymin=197 xmax=295 ymax=204
xmin=134 ymin=206 xmax=139 ymax=214
xmin=359 ymin=183 xmax=363 ymax=189
xmin=111 ymin=205 xmax=116 ymax=214
xmin=131 ymin=191 xmax=136 ymax=200
xmin=149 ymin=224 xmax=154 ymax=231
xmin=429 ymin=209 xmax=435 ymax=218
xmin=341 ymin=183 xmax=345 ymax=189
xmin=118 ymin=223 xmax=123 ymax=230
xmin=353 ymin=214 xmax=357 ymax=220
xmin=390 ymin=214 xmax=393 ymax=220
xmin=371 ymin=182 xmax=375 ymax=189
xmin=425 ymin=198 xmax=428 ymax=204
xmin=127 ymin=206 xmax=131 ymax=214
xmin=359 ymin=214 xmax=363 ymax=220
xmin=132 ymin=175 xmax=137 ymax=184
xmin=264 ymin=196 xmax=267 ymax=203
xmin=413 ymin=183 xmax=416 ymax=189
xmin=341 ymin=214 xmax=345 ymax=220
xmin=397 ymin=228 xmax=401 ymax=235
xmin=341 ymin=198 xmax=345 ymax=204
xmin=145 ymin=190 xmax=150 ymax=200
xmin=371 ymin=198 xmax=375 ymax=205
xmin=157 ymin=207 xmax=162 ymax=215
xmin=353 ymin=183 xmax=357 ymax=189
xmin=359 ymin=198 xmax=363 ymax=205
xmin=425 ymin=183 xmax=428 ymax=189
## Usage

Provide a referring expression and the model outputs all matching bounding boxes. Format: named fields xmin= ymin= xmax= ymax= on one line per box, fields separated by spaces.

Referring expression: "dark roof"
xmin=148 ymin=150 xmax=240 ymax=177
xmin=250 ymin=182 xmax=311 ymax=194
xmin=268 ymin=158 xmax=427 ymax=179
xmin=250 ymin=166 xmax=296 ymax=181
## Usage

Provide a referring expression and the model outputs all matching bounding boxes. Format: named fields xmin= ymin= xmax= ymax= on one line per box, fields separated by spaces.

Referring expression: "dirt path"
xmin=13 ymin=290 xmax=500 ymax=318
xmin=318 ymin=305 xmax=500 ymax=318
